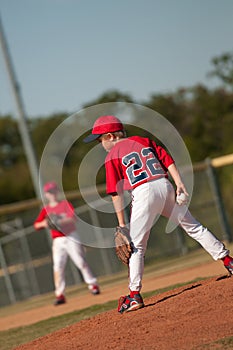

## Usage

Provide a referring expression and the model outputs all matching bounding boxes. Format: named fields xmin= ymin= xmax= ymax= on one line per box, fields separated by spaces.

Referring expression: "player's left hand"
xmin=114 ymin=226 xmax=134 ymax=265
xmin=46 ymin=214 xmax=63 ymax=232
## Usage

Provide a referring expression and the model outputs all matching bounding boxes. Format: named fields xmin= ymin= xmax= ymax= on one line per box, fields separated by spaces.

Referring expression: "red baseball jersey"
xmin=34 ymin=200 xmax=76 ymax=239
xmin=105 ymin=136 xmax=174 ymax=194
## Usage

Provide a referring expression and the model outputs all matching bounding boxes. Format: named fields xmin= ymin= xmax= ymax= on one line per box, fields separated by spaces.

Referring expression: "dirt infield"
xmin=2 ymin=253 xmax=233 ymax=350
xmin=13 ymin=274 xmax=233 ymax=350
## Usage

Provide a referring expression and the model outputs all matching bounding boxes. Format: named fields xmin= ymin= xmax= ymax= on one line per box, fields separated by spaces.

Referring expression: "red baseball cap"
xmin=43 ymin=181 xmax=58 ymax=193
xmin=83 ymin=115 xmax=124 ymax=143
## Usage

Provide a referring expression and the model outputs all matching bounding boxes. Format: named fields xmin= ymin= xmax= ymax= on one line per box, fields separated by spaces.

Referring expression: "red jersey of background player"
xmin=105 ymin=136 xmax=174 ymax=194
xmin=34 ymin=200 xmax=76 ymax=239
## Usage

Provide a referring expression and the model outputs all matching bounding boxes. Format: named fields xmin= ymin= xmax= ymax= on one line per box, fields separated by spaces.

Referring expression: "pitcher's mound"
xmin=14 ymin=275 xmax=233 ymax=350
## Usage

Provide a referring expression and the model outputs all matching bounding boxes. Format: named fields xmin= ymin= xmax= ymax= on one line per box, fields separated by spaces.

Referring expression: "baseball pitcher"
xmin=83 ymin=115 xmax=233 ymax=314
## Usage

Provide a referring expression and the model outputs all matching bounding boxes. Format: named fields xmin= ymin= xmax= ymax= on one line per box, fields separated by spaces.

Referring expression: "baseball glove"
xmin=46 ymin=214 xmax=62 ymax=232
xmin=114 ymin=226 xmax=134 ymax=265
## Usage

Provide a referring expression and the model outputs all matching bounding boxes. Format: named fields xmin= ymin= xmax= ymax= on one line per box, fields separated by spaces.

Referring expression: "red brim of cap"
xmin=83 ymin=133 xmax=101 ymax=143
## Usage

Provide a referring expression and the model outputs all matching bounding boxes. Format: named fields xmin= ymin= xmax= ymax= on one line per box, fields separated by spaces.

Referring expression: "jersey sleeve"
xmin=105 ymin=158 xmax=124 ymax=194
xmin=151 ymin=140 xmax=174 ymax=170
xmin=34 ymin=207 xmax=47 ymax=229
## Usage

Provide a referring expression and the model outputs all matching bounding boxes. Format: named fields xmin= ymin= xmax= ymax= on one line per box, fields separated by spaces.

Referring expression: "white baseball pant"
xmin=52 ymin=233 xmax=97 ymax=297
xmin=128 ymin=178 xmax=229 ymax=292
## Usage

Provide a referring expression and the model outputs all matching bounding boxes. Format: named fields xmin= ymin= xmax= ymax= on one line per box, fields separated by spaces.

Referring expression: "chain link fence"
xmin=0 ymin=155 xmax=232 ymax=307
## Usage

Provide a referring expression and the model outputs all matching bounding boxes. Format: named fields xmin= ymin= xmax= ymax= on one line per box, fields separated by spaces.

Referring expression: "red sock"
xmin=130 ymin=290 xmax=140 ymax=298
xmin=222 ymin=255 xmax=233 ymax=265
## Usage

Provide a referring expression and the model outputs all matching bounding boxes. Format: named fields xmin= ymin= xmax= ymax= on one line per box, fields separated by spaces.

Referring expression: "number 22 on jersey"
xmin=122 ymin=147 xmax=165 ymax=186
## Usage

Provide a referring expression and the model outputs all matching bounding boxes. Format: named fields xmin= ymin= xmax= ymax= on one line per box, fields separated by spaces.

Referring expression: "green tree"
xmin=82 ymin=89 xmax=134 ymax=108
xmin=144 ymin=88 xmax=189 ymax=134
xmin=0 ymin=115 xmax=23 ymax=168
xmin=208 ymin=52 xmax=233 ymax=90
xmin=31 ymin=113 xmax=68 ymax=158
xmin=184 ymin=84 xmax=233 ymax=160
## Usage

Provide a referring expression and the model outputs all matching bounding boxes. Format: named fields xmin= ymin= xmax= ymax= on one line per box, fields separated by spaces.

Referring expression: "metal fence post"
xmin=16 ymin=218 xmax=40 ymax=295
xmin=176 ymin=226 xmax=189 ymax=255
xmin=0 ymin=242 xmax=16 ymax=304
xmin=205 ymin=158 xmax=232 ymax=242
xmin=88 ymin=208 xmax=113 ymax=275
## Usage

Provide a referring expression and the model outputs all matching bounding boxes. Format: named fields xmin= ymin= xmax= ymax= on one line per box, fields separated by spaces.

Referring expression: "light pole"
xmin=0 ymin=13 xmax=41 ymax=199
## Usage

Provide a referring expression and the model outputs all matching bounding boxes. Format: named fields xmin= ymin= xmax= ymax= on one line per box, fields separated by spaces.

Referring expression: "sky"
xmin=0 ymin=0 xmax=233 ymax=118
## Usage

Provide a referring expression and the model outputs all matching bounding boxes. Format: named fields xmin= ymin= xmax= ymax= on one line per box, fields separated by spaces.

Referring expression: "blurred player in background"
xmin=84 ymin=115 xmax=233 ymax=313
xmin=34 ymin=181 xmax=100 ymax=305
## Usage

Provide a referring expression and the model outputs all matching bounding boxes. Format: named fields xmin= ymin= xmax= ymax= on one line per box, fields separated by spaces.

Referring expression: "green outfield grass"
xmin=0 ymin=246 xmax=217 ymax=318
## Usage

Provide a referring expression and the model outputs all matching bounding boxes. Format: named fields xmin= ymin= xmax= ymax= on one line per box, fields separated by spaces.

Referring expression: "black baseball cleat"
xmin=89 ymin=284 xmax=100 ymax=295
xmin=54 ymin=295 xmax=66 ymax=305
xmin=224 ymin=259 xmax=233 ymax=275
xmin=118 ymin=294 xmax=144 ymax=314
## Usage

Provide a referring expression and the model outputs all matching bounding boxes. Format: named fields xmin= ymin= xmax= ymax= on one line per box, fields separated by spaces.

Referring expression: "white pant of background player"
xmin=129 ymin=178 xmax=229 ymax=292
xmin=52 ymin=233 xmax=97 ymax=297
